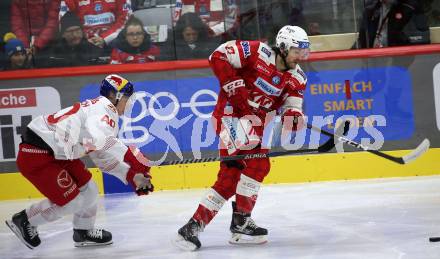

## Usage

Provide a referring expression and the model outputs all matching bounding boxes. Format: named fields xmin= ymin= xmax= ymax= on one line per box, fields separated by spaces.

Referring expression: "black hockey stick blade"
xmin=315 ymin=121 xmax=350 ymax=153
xmin=429 ymin=237 xmax=440 ymax=242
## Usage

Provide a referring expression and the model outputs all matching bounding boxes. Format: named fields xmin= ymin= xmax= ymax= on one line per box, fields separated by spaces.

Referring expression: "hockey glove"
xmin=126 ymin=168 xmax=154 ymax=196
xmin=282 ymin=109 xmax=305 ymax=132
xmin=222 ymin=78 xmax=253 ymax=117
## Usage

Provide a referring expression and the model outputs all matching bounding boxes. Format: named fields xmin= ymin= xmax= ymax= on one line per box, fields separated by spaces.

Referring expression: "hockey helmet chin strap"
xmin=114 ymin=91 xmax=124 ymax=107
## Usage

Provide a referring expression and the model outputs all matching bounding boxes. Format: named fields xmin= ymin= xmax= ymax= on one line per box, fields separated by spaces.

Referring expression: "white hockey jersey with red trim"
xmin=209 ymin=40 xmax=307 ymax=120
xmin=28 ymin=96 xmax=131 ymax=184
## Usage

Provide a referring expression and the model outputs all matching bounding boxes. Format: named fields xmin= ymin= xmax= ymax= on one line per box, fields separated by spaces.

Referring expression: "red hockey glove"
xmin=222 ymin=78 xmax=253 ymax=117
xmin=124 ymin=146 xmax=153 ymax=195
xmin=281 ymin=109 xmax=305 ymax=132
xmin=126 ymin=168 xmax=154 ymax=196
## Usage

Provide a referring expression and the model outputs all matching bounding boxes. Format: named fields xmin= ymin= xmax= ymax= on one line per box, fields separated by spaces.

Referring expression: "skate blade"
xmin=229 ymin=233 xmax=268 ymax=245
xmin=5 ymin=220 xmax=35 ymax=250
xmin=74 ymin=240 xmax=113 ymax=247
xmin=172 ymin=234 xmax=199 ymax=251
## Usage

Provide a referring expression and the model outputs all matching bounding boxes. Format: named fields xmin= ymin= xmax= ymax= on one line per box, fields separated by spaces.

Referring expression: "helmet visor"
xmin=291 ymin=47 xmax=310 ymax=61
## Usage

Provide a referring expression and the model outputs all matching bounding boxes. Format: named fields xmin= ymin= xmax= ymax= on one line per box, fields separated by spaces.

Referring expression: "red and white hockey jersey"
xmin=60 ymin=0 xmax=132 ymax=44
xmin=209 ymin=40 xmax=307 ymax=121
xmin=28 ymin=96 xmax=132 ymax=184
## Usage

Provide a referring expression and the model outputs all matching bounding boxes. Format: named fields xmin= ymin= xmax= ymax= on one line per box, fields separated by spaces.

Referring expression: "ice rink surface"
xmin=1 ymin=175 xmax=440 ymax=259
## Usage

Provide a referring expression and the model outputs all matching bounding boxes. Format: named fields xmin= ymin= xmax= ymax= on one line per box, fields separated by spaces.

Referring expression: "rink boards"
xmin=0 ymin=46 xmax=439 ymax=200
xmin=1 ymin=147 xmax=439 ymax=200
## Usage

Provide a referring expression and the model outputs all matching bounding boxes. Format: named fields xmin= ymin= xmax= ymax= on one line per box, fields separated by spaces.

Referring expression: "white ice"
xmin=1 ymin=175 xmax=440 ymax=259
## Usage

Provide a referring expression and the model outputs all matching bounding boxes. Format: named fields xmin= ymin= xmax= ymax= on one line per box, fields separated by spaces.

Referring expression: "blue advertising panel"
xmin=80 ymin=66 xmax=414 ymax=193
xmin=305 ymin=66 xmax=414 ymax=142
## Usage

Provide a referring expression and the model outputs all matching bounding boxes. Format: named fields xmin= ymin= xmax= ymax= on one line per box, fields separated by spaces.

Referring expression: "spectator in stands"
xmin=257 ymin=0 xmax=307 ymax=44
xmin=10 ymin=0 xmax=60 ymax=53
xmin=36 ymin=12 xmax=106 ymax=68
xmin=356 ymin=0 xmax=430 ymax=48
xmin=110 ymin=15 xmax=160 ymax=64
xmin=173 ymin=0 xmax=239 ymax=38
xmin=3 ymin=33 xmax=32 ymax=71
xmin=168 ymin=12 xmax=218 ymax=60
xmin=60 ymin=0 xmax=132 ymax=48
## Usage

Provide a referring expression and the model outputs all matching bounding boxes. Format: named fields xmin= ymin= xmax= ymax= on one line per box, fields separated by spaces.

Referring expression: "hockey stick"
xmin=245 ymin=100 xmax=428 ymax=164
xmin=309 ymin=125 xmax=430 ymax=165
xmin=156 ymin=121 xmax=350 ymax=166
xmin=429 ymin=237 xmax=440 ymax=242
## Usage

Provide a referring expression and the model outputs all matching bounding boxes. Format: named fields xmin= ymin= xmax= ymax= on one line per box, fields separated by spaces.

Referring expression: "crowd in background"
xmin=0 ymin=0 xmax=438 ymax=71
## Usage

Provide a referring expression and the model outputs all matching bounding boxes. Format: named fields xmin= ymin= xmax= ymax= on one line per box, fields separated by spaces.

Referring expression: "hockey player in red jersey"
xmin=174 ymin=25 xmax=310 ymax=251
xmin=5 ymin=74 xmax=153 ymax=249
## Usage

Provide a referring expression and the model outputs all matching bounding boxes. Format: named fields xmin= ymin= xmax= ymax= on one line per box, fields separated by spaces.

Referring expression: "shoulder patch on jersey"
xmin=257 ymin=43 xmax=275 ymax=65
xmin=288 ymin=66 xmax=307 ymax=85
xmin=240 ymin=41 xmax=251 ymax=58
xmin=297 ymin=69 xmax=307 ymax=82
xmin=261 ymin=46 xmax=271 ymax=58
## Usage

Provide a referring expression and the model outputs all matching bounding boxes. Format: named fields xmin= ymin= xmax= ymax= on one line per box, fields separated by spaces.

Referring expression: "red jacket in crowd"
xmin=61 ymin=0 xmax=132 ymax=44
xmin=110 ymin=45 xmax=160 ymax=64
xmin=10 ymin=0 xmax=60 ymax=49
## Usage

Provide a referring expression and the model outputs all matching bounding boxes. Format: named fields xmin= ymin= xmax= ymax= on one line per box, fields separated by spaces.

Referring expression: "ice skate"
xmin=174 ymin=218 xmax=203 ymax=251
xmin=5 ymin=210 xmax=41 ymax=249
xmin=229 ymin=202 xmax=268 ymax=245
xmin=73 ymin=228 xmax=113 ymax=247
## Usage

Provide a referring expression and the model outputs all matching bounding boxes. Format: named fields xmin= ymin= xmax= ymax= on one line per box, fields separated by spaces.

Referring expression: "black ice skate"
xmin=229 ymin=201 xmax=268 ymax=245
xmin=5 ymin=210 xmax=41 ymax=249
xmin=174 ymin=218 xmax=203 ymax=251
xmin=73 ymin=228 xmax=113 ymax=247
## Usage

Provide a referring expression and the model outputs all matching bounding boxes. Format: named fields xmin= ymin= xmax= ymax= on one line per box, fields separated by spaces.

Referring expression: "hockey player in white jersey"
xmin=5 ymin=74 xmax=153 ymax=249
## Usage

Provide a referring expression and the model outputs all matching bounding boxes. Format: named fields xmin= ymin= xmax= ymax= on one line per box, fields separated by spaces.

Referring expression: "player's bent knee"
xmin=62 ymin=180 xmax=98 ymax=213
xmin=78 ymin=180 xmax=99 ymax=208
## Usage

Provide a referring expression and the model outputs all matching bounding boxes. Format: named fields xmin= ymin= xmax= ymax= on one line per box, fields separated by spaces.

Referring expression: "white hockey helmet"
xmin=275 ymin=25 xmax=310 ymax=59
